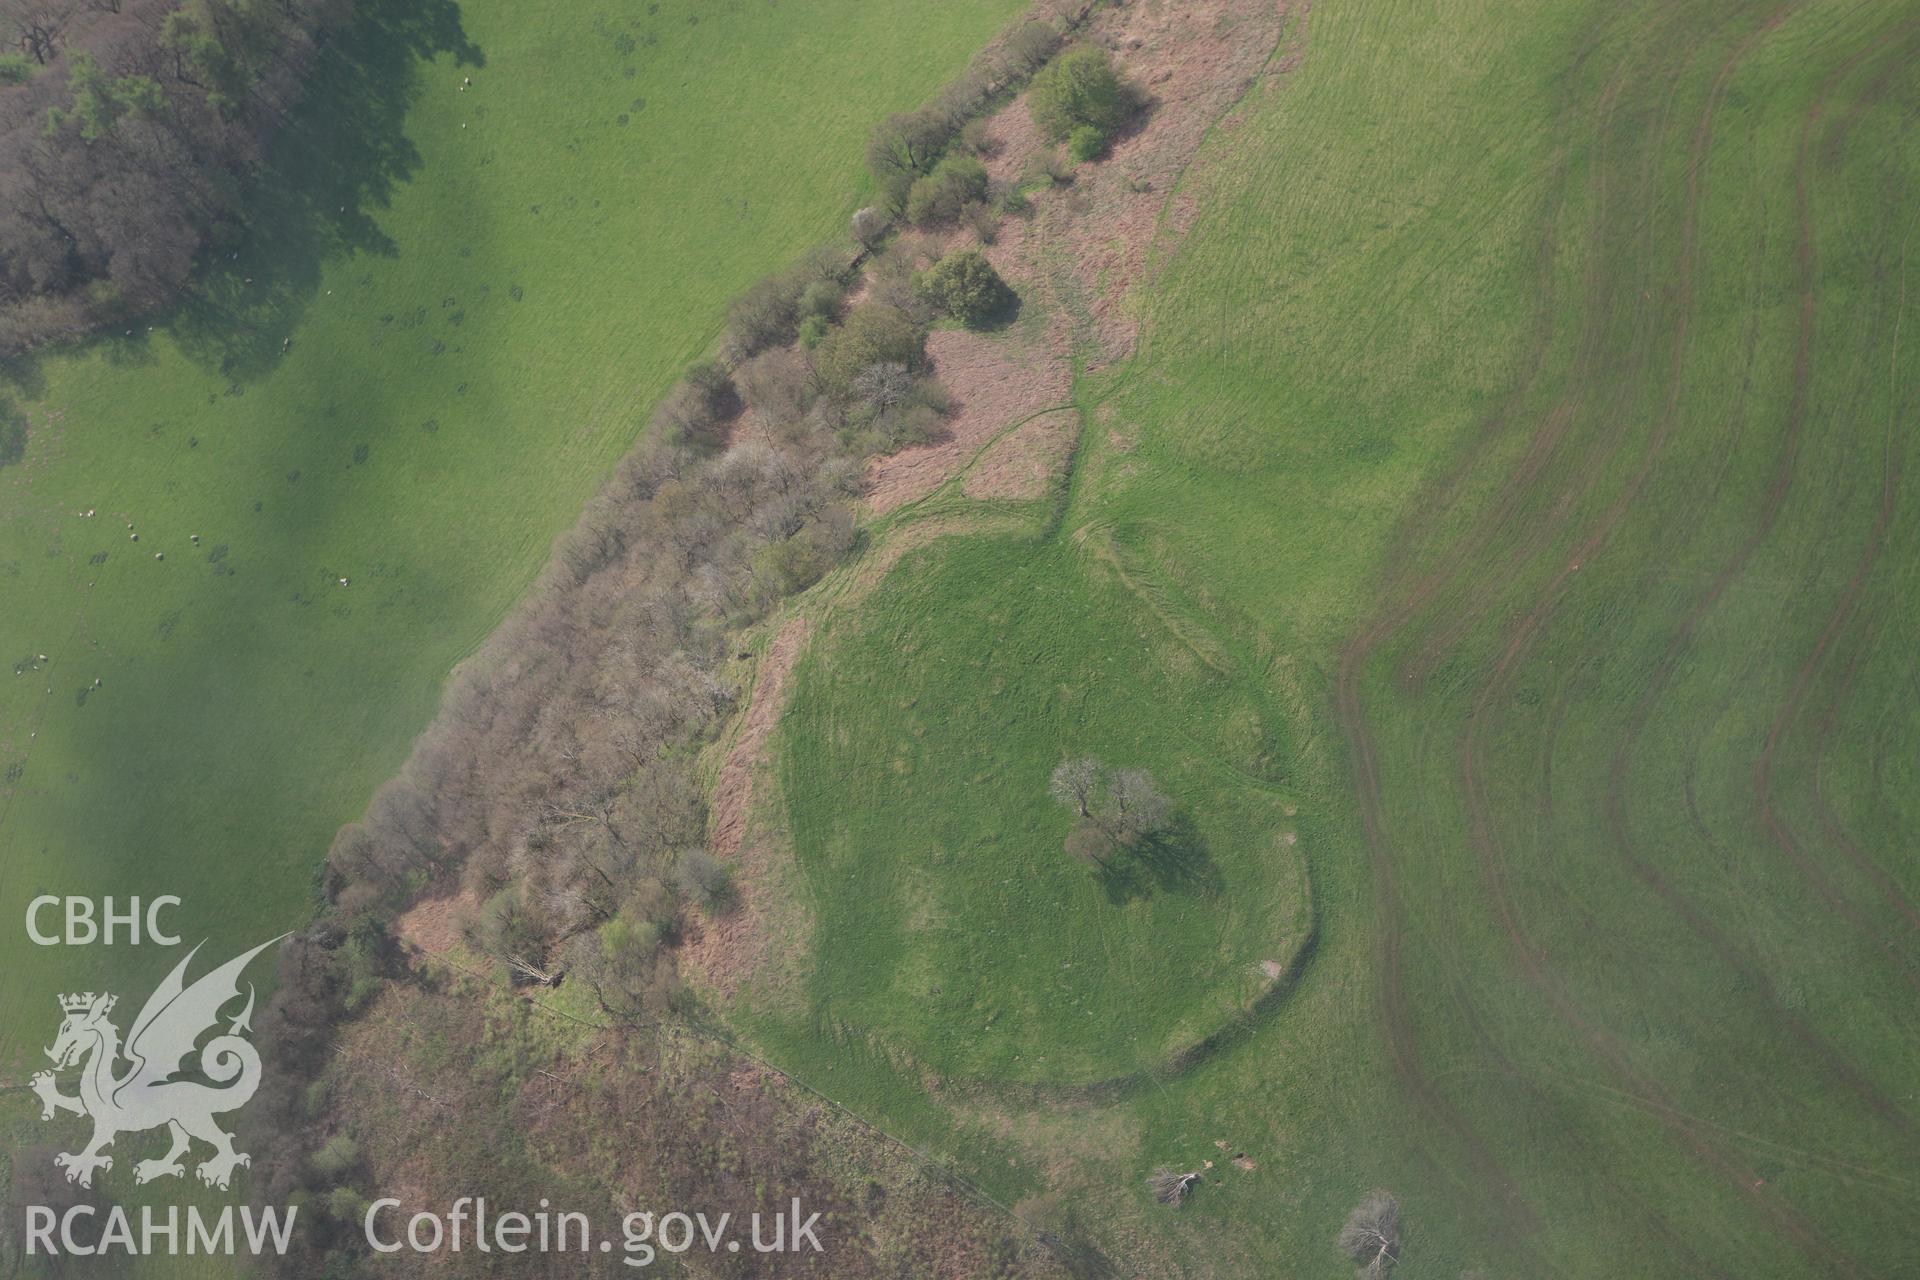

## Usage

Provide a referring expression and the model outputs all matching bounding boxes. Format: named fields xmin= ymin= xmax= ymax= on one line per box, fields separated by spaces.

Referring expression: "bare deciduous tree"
xmin=851 ymin=204 xmax=888 ymax=249
xmin=851 ymin=360 xmax=916 ymax=412
xmin=1049 ymin=756 xmax=1101 ymax=818
xmin=463 ymin=890 xmax=558 ymax=986
xmin=1146 ymin=1167 xmax=1199 ymax=1206
xmin=674 ymin=849 xmax=735 ymax=915
xmin=1337 ymin=1190 xmax=1402 ymax=1278
xmin=1107 ymin=767 xmax=1170 ymax=845
xmin=736 ymin=348 xmax=812 ymax=434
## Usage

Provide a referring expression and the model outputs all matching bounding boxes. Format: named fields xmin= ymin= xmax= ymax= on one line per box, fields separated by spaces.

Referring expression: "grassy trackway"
xmin=755 ymin=0 xmax=1920 ymax=1274
xmin=0 ymin=0 xmax=1025 ymax=1065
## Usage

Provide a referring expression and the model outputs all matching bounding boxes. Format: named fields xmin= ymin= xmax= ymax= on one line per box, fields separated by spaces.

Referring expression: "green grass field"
xmin=5 ymin=0 xmax=1915 ymax=1272
xmin=747 ymin=0 xmax=1920 ymax=1273
xmin=782 ymin=531 xmax=1309 ymax=1085
xmin=0 ymin=0 xmax=1025 ymax=1060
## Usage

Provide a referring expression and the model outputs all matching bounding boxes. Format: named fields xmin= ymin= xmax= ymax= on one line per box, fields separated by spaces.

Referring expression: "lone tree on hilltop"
xmin=1337 ymin=1190 xmax=1402 ymax=1278
xmin=1049 ymin=756 xmax=1174 ymax=865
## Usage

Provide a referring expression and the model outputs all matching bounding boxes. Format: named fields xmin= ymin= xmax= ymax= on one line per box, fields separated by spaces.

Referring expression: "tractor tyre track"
xmin=1448 ymin=10 xmax=1870 ymax=1273
xmin=1395 ymin=5 xmax=1748 ymax=690
xmin=1809 ymin=594 xmax=1920 ymax=942
xmin=1598 ymin=26 xmax=1920 ymax=1151
xmin=1747 ymin=27 xmax=1920 ymax=965
xmin=1329 ymin=12 xmax=1699 ymax=1251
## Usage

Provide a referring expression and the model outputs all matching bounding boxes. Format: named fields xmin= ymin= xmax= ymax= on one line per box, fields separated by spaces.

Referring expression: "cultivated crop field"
xmin=737 ymin=0 xmax=1920 ymax=1274
xmin=0 ymin=0 xmax=1024 ymax=1066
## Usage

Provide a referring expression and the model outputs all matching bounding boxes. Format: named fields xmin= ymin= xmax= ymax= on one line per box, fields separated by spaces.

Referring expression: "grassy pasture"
xmin=781 ymin=531 xmax=1310 ymax=1085
xmin=753 ymin=0 xmax=1920 ymax=1274
xmin=0 ymin=0 xmax=1026 ymax=1061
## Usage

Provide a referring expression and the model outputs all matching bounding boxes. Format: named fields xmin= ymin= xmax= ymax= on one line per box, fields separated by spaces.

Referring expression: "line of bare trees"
xmin=243 ymin=283 xmax=949 ymax=1265
xmin=0 ymin=0 xmax=353 ymax=353
xmin=237 ymin=6 xmax=1110 ymax=1270
xmin=247 ymin=217 xmax=963 ymax=1141
xmin=320 ymin=340 xmax=903 ymax=1004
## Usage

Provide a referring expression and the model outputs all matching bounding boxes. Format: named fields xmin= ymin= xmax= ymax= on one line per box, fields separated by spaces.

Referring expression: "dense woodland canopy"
xmin=0 ymin=0 xmax=352 ymax=353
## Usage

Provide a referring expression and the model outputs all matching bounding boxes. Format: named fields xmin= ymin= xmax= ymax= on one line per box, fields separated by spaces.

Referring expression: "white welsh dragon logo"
xmin=28 ymin=937 xmax=283 ymax=1191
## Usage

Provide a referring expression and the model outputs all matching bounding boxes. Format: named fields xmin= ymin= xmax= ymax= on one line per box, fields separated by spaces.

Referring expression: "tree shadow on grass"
xmin=1039 ymin=1230 xmax=1119 ymax=1279
xmin=0 ymin=395 xmax=25 ymax=467
xmin=1093 ymin=813 xmax=1221 ymax=904
xmin=168 ymin=0 xmax=484 ymax=385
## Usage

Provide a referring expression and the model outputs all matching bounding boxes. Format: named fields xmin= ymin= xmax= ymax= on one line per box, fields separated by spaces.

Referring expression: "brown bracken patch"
xmin=864 ymin=320 xmax=1073 ymax=514
xmin=1031 ymin=0 xmax=1290 ymax=365
xmin=709 ymin=614 xmax=810 ymax=863
xmin=862 ymin=0 xmax=1287 ymax=512
xmin=393 ymin=886 xmax=477 ymax=955
xmin=963 ymin=407 xmax=1081 ymax=501
xmin=682 ymin=614 xmax=812 ymax=996
xmin=327 ymin=981 xmax=1066 ymax=1278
